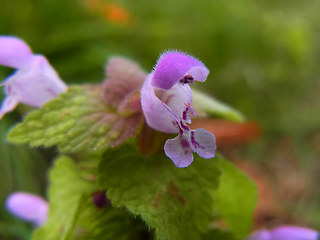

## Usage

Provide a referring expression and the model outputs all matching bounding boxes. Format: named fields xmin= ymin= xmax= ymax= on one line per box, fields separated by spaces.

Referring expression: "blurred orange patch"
xmin=83 ymin=0 xmax=132 ymax=25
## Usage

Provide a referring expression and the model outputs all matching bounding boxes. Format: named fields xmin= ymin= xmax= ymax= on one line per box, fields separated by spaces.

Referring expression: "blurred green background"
xmin=0 ymin=0 xmax=319 ymax=239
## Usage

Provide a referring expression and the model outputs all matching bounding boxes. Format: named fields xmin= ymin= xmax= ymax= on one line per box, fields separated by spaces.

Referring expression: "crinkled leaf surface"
xmin=192 ymin=88 xmax=244 ymax=122
xmin=213 ymin=155 xmax=258 ymax=238
xmin=7 ymin=85 xmax=143 ymax=153
xmin=98 ymin=144 xmax=220 ymax=240
xmin=33 ymin=155 xmax=145 ymax=240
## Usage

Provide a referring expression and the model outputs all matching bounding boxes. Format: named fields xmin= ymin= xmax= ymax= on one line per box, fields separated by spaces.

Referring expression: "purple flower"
xmin=6 ymin=192 xmax=48 ymax=227
xmin=248 ymin=226 xmax=319 ymax=240
xmin=141 ymin=51 xmax=216 ymax=168
xmin=0 ymin=36 xmax=67 ymax=119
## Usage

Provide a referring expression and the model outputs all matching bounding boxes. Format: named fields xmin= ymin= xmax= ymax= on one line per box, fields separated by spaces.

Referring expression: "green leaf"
xmin=33 ymin=155 xmax=146 ymax=240
xmin=213 ymin=155 xmax=258 ymax=238
xmin=201 ymin=227 xmax=240 ymax=240
xmin=192 ymin=88 xmax=244 ymax=122
xmin=7 ymin=85 xmax=143 ymax=153
xmin=60 ymin=194 xmax=88 ymax=240
xmin=98 ymin=144 xmax=220 ymax=240
xmin=32 ymin=155 xmax=93 ymax=240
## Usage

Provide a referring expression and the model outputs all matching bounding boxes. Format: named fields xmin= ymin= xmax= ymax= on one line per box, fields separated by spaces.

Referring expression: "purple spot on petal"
xmin=180 ymin=120 xmax=190 ymax=131
xmin=180 ymin=138 xmax=190 ymax=149
xmin=182 ymin=110 xmax=187 ymax=121
xmin=191 ymin=131 xmax=205 ymax=149
xmin=180 ymin=75 xmax=194 ymax=84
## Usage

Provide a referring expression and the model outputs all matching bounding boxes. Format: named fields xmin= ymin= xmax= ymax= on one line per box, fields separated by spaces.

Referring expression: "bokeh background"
xmin=0 ymin=0 xmax=319 ymax=239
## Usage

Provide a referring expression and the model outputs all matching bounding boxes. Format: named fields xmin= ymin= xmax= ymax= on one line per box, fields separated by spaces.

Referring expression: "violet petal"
xmin=141 ymin=73 xmax=179 ymax=133
xmin=3 ymin=54 xmax=67 ymax=108
xmin=271 ymin=226 xmax=319 ymax=240
xmin=164 ymin=134 xmax=194 ymax=168
xmin=0 ymin=36 xmax=33 ymax=69
xmin=190 ymin=128 xmax=216 ymax=159
xmin=152 ymin=51 xmax=209 ymax=90
xmin=160 ymin=81 xmax=193 ymax=124
xmin=6 ymin=192 xmax=48 ymax=227
xmin=0 ymin=96 xmax=19 ymax=119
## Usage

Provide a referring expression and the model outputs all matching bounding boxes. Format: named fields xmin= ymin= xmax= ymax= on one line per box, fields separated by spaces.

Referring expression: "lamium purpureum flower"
xmin=141 ymin=51 xmax=216 ymax=168
xmin=248 ymin=226 xmax=319 ymax=240
xmin=0 ymin=36 xmax=67 ymax=119
xmin=6 ymin=192 xmax=48 ymax=227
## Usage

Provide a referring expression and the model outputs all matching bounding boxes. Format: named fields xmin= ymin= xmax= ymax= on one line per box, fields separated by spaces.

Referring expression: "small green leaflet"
xmin=33 ymin=155 xmax=145 ymax=240
xmin=192 ymin=88 xmax=244 ymax=122
xmin=213 ymin=155 xmax=258 ymax=238
xmin=7 ymin=85 xmax=143 ymax=153
xmin=98 ymin=144 xmax=220 ymax=240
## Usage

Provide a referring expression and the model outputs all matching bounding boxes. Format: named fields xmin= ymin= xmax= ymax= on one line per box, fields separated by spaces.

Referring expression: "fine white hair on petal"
xmin=151 ymin=51 xmax=209 ymax=90
xmin=6 ymin=192 xmax=49 ymax=227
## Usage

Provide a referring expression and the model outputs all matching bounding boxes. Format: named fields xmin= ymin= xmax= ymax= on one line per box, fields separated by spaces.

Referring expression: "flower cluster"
xmin=141 ymin=51 xmax=216 ymax=167
xmin=0 ymin=37 xmax=216 ymax=168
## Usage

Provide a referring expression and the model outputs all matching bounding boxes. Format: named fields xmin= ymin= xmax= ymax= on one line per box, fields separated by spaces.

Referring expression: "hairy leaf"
xmin=7 ymin=85 xmax=143 ymax=153
xmin=98 ymin=144 xmax=220 ymax=240
xmin=7 ymin=57 xmax=146 ymax=153
xmin=33 ymin=155 xmax=146 ymax=240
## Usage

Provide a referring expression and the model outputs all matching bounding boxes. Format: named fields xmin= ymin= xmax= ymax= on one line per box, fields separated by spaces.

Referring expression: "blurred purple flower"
xmin=248 ymin=226 xmax=319 ymax=240
xmin=0 ymin=36 xmax=67 ymax=119
xmin=6 ymin=192 xmax=48 ymax=227
xmin=141 ymin=51 xmax=216 ymax=168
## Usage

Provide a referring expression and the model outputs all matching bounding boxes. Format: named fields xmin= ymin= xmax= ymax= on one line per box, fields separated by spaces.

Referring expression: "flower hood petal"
xmin=0 ymin=36 xmax=33 ymax=69
xmin=152 ymin=51 xmax=209 ymax=90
